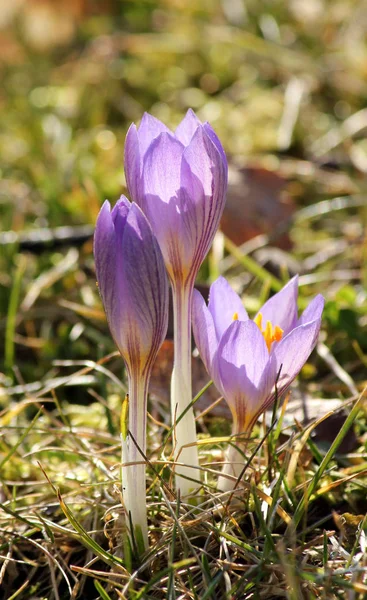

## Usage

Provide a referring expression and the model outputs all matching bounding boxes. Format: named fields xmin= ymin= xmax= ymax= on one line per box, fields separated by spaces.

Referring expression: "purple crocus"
xmin=192 ymin=275 xmax=324 ymax=490
xmin=124 ymin=110 xmax=228 ymax=494
xmin=94 ymin=196 xmax=168 ymax=549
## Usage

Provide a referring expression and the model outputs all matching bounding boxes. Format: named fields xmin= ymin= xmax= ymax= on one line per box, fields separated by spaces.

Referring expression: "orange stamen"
xmin=254 ymin=312 xmax=283 ymax=351
xmin=254 ymin=313 xmax=262 ymax=330
xmin=232 ymin=312 xmax=239 ymax=321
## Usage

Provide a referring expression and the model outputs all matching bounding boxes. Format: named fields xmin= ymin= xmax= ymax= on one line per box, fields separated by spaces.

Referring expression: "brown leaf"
xmin=221 ymin=166 xmax=295 ymax=249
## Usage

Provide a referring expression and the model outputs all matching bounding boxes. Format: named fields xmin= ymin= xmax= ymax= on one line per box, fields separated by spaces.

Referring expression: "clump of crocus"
xmin=124 ymin=110 xmax=228 ymax=494
xmin=192 ymin=275 xmax=324 ymax=491
xmin=94 ymin=196 xmax=168 ymax=550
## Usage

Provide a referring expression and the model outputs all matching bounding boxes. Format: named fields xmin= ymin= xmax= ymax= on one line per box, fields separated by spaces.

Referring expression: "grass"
xmin=1 ymin=1 xmax=367 ymax=598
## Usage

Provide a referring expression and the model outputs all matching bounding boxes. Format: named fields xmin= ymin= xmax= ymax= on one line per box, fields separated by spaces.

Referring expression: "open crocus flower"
xmin=94 ymin=196 xmax=168 ymax=550
xmin=124 ymin=110 xmax=228 ymax=495
xmin=192 ymin=275 xmax=324 ymax=491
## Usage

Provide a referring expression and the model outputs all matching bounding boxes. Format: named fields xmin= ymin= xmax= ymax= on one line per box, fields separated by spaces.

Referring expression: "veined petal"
xmin=192 ymin=288 xmax=218 ymax=375
xmin=175 ymin=108 xmax=201 ymax=145
xmin=94 ymin=197 xmax=168 ymax=375
xmin=124 ymin=124 xmax=141 ymax=204
xmin=217 ymin=320 xmax=270 ymax=426
xmin=95 ymin=198 xmax=129 ymax=355
xmin=137 ymin=112 xmax=171 ymax=157
xmin=182 ymin=125 xmax=218 ymax=199
xmin=257 ymin=275 xmax=299 ymax=335
xmin=208 ymin=276 xmax=249 ymax=340
xmin=271 ymin=318 xmax=321 ymax=395
xmin=94 ymin=200 xmax=118 ymax=321
xmin=297 ymin=294 xmax=324 ymax=327
xmin=141 ymin=132 xmax=189 ymax=281
xmin=203 ymin=122 xmax=227 ymax=167
xmin=179 ymin=126 xmax=227 ymax=277
xmin=119 ymin=203 xmax=169 ymax=368
xmin=143 ymin=132 xmax=184 ymax=205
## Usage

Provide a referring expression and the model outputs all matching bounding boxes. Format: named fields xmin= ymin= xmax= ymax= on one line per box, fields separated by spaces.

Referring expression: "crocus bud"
xmin=192 ymin=276 xmax=324 ymax=491
xmin=94 ymin=196 xmax=168 ymax=376
xmin=124 ymin=109 xmax=227 ymax=286
xmin=94 ymin=196 xmax=169 ymax=549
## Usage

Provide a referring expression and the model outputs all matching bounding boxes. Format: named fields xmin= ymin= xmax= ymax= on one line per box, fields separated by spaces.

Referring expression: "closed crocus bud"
xmin=124 ymin=109 xmax=227 ymax=285
xmin=192 ymin=276 xmax=324 ymax=491
xmin=124 ymin=110 xmax=228 ymax=495
xmin=94 ymin=196 xmax=168 ymax=550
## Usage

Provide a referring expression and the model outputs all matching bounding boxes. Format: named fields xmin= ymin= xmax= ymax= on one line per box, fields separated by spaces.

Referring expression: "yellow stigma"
xmin=232 ymin=312 xmax=239 ymax=321
xmin=254 ymin=312 xmax=283 ymax=351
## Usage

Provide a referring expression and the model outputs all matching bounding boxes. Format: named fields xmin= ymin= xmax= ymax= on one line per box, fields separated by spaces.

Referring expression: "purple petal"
xmin=203 ymin=122 xmax=227 ymax=167
xmin=137 ymin=113 xmax=171 ymax=157
xmin=124 ymin=124 xmax=141 ymax=204
xmin=271 ymin=319 xmax=322 ymax=395
xmin=119 ymin=203 xmax=169 ymax=365
xmin=179 ymin=126 xmax=227 ymax=276
xmin=94 ymin=199 xmax=126 ymax=353
xmin=216 ymin=320 xmax=271 ymax=425
xmin=297 ymin=294 xmax=324 ymax=327
xmin=208 ymin=276 xmax=249 ymax=341
xmin=111 ymin=195 xmax=131 ymax=223
xmin=182 ymin=126 xmax=218 ymax=198
xmin=256 ymin=276 xmax=299 ymax=335
xmin=175 ymin=109 xmax=201 ymax=146
xmin=143 ymin=132 xmax=184 ymax=205
xmin=94 ymin=200 xmax=117 ymax=312
xmin=140 ymin=133 xmax=191 ymax=280
xmin=94 ymin=198 xmax=168 ymax=373
xmin=192 ymin=288 xmax=218 ymax=375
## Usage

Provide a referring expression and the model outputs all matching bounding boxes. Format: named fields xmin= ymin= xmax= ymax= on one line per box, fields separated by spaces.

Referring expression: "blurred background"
xmin=0 ymin=0 xmax=366 ymax=404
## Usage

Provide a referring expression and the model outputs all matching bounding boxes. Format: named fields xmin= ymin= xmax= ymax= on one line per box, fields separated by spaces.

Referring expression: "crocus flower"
xmin=94 ymin=196 xmax=168 ymax=549
xmin=124 ymin=110 xmax=228 ymax=494
xmin=192 ymin=275 xmax=324 ymax=491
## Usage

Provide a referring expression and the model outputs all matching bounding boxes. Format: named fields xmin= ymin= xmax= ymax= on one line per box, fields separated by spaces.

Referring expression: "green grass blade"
xmin=57 ymin=490 xmax=125 ymax=569
xmin=290 ymin=392 xmax=364 ymax=530
xmin=94 ymin=580 xmax=114 ymax=600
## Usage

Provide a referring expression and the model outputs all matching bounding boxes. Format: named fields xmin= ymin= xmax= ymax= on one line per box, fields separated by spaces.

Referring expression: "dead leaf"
xmin=222 ymin=165 xmax=295 ymax=249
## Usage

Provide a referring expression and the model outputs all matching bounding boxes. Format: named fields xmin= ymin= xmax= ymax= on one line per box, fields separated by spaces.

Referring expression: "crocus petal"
xmin=297 ymin=294 xmax=325 ymax=327
xmin=94 ymin=200 xmax=118 ymax=321
xmin=216 ymin=320 xmax=271 ymax=425
xmin=94 ymin=197 xmax=168 ymax=374
xmin=256 ymin=276 xmax=299 ymax=335
xmin=175 ymin=108 xmax=201 ymax=145
xmin=203 ymin=122 xmax=227 ymax=166
xmin=208 ymin=276 xmax=249 ymax=341
xmin=192 ymin=288 xmax=218 ymax=375
xmin=270 ymin=318 xmax=321 ymax=396
xmin=182 ymin=126 xmax=221 ymax=200
xmin=124 ymin=124 xmax=141 ymax=204
xmin=143 ymin=132 xmax=184 ymax=204
xmin=179 ymin=126 xmax=227 ymax=277
xmin=137 ymin=112 xmax=171 ymax=157
xmin=119 ymin=203 xmax=169 ymax=368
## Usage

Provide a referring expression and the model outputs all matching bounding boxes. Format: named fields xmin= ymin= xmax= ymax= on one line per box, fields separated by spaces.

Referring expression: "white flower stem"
xmin=171 ymin=283 xmax=199 ymax=495
xmin=217 ymin=423 xmax=248 ymax=492
xmin=121 ymin=371 xmax=149 ymax=552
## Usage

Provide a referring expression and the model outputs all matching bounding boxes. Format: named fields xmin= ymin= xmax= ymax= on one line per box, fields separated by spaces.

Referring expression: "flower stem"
xmin=171 ymin=283 xmax=199 ymax=495
xmin=217 ymin=423 xmax=248 ymax=492
xmin=121 ymin=371 xmax=149 ymax=552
